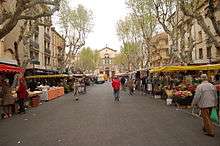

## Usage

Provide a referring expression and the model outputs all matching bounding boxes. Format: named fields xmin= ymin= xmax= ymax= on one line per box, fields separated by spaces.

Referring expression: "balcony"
xmin=44 ymin=48 xmax=51 ymax=55
xmin=58 ymin=53 xmax=64 ymax=59
xmin=30 ymin=39 xmax=39 ymax=50
xmin=206 ymin=38 xmax=213 ymax=47
xmin=44 ymin=32 xmax=51 ymax=41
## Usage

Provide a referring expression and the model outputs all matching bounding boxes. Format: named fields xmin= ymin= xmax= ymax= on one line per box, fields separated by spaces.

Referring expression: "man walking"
xmin=112 ymin=76 xmax=121 ymax=101
xmin=192 ymin=74 xmax=218 ymax=137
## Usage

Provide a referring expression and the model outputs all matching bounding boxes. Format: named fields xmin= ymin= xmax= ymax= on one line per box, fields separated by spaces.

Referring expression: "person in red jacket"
xmin=112 ymin=76 xmax=121 ymax=101
xmin=17 ymin=77 xmax=28 ymax=114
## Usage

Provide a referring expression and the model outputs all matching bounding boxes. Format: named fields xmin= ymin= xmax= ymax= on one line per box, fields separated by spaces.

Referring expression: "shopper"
xmin=192 ymin=74 xmax=218 ymax=137
xmin=2 ymin=79 xmax=15 ymax=118
xmin=112 ymin=76 xmax=121 ymax=101
xmin=17 ymin=77 xmax=28 ymax=114
xmin=127 ymin=78 xmax=135 ymax=95
xmin=73 ymin=79 xmax=80 ymax=101
xmin=120 ymin=76 xmax=126 ymax=91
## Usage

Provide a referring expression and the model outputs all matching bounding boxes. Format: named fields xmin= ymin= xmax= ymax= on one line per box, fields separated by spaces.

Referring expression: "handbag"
xmin=210 ymin=107 xmax=219 ymax=124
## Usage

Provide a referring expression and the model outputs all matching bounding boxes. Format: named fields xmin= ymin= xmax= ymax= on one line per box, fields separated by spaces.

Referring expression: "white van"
xmin=96 ymin=74 xmax=105 ymax=84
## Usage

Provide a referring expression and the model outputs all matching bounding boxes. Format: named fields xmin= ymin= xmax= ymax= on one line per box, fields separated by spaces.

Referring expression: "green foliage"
xmin=75 ymin=47 xmax=100 ymax=72
xmin=59 ymin=0 xmax=94 ymax=67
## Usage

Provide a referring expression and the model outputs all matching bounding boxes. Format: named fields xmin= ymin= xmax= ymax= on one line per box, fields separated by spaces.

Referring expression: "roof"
xmin=97 ymin=47 xmax=117 ymax=52
xmin=51 ymin=27 xmax=65 ymax=41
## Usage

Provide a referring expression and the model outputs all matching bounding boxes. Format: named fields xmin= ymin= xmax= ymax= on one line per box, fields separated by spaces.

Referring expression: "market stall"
xmin=25 ymin=74 xmax=66 ymax=101
xmin=149 ymin=64 xmax=220 ymax=108
xmin=0 ymin=63 xmax=25 ymax=116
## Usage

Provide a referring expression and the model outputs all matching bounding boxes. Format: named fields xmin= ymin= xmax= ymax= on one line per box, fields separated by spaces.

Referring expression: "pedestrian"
xmin=112 ymin=76 xmax=121 ymax=101
xmin=141 ymin=76 xmax=147 ymax=94
xmin=192 ymin=74 xmax=218 ymax=137
xmin=17 ymin=77 xmax=28 ymax=114
xmin=73 ymin=79 xmax=80 ymax=102
xmin=120 ymin=76 xmax=126 ymax=91
xmin=2 ymin=79 xmax=15 ymax=118
xmin=127 ymin=78 xmax=135 ymax=95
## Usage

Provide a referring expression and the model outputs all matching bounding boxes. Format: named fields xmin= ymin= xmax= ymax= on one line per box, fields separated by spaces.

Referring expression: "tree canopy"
xmin=58 ymin=0 xmax=94 ymax=68
xmin=75 ymin=47 xmax=100 ymax=73
xmin=0 ymin=0 xmax=60 ymax=39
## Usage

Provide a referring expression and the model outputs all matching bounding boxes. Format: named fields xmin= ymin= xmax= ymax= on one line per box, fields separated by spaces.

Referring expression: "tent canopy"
xmin=0 ymin=64 xmax=24 ymax=73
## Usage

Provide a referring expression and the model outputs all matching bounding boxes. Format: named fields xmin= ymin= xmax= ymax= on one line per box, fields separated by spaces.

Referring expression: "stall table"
xmin=47 ymin=87 xmax=64 ymax=101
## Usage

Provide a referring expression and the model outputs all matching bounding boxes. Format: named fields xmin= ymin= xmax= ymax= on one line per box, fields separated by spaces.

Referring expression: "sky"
xmin=54 ymin=0 xmax=128 ymax=51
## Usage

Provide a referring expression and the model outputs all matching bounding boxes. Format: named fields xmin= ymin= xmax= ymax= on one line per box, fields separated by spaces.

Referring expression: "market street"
xmin=0 ymin=83 xmax=220 ymax=146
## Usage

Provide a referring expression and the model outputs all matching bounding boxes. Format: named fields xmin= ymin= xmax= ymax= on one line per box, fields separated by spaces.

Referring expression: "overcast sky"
xmin=54 ymin=0 xmax=128 ymax=51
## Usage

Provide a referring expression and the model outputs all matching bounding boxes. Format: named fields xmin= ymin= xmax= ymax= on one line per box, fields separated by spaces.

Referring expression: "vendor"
xmin=28 ymin=79 xmax=38 ymax=91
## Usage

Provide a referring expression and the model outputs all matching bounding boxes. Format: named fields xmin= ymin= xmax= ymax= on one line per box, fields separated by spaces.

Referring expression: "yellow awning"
xmin=150 ymin=64 xmax=220 ymax=73
xmin=25 ymin=74 xmax=66 ymax=79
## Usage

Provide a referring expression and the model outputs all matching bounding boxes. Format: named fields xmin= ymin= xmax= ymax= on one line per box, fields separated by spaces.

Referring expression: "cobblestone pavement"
xmin=0 ymin=82 xmax=220 ymax=146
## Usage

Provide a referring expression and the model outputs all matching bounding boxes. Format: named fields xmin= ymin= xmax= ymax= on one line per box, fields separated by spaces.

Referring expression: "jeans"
xmin=18 ymin=98 xmax=25 ymax=113
xmin=113 ymin=89 xmax=120 ymax=101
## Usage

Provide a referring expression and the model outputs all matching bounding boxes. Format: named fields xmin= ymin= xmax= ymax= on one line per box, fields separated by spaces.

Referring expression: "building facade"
xmin=168 ymin=1 xmax=220 ymax=65
xmin=95 ymin=47 xmax=119 ymax=78
xmin=51 ymin=27 xmax=65 ymax=70
xmin=192 ymin=2 xmax=220 ymax=64
xmin=0 ymin=0 xmax=67 ymax=71
xmin=150 ymin=33 xmax=170 ymax=67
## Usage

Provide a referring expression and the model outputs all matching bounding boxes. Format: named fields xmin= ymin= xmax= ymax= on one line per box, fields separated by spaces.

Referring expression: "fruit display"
xmin=174 ymin=91 xmax=192 ymax=98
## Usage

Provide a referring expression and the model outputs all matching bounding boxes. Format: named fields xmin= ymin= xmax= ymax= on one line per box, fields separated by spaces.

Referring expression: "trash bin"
xmin=31 ymin=96 xmax=40 ymax=107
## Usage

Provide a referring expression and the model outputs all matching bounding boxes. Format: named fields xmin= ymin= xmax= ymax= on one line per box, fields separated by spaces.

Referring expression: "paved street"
xmin=0 ymin=82 xmax=220 ymax=146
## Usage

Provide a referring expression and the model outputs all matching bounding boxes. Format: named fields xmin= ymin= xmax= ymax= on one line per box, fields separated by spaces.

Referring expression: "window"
xmin=199 ymin=48 xmax=203 ymax=59
xmin=30 ymin=51 xmax=39 ymax=61
xmin=165 ymin=39 xmax=168 ymax=45
xmin=207 ymin=47 xmax=212 ymax=59
xmin=198 ymin=31 xmax=202 ymax=42
xmin=34 ymin=33 xmax=38 ymax=42
xmin=45 ymin=57 xmax=50 ymax=66
xmin=30 ymin=51 xmax=34 ymax=59
xmin=47 ymin=42 xmax=50 ymax=49
xmin=104 ymin=53 xmax=109 ymax=58
xmin=105 ymin=59 xmax=109 ymax=64
xmin=44 ymin=41 xmax=47 ymax=49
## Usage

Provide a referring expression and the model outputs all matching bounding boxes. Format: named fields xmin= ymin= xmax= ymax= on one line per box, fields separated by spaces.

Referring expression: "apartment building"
xmin=150 ymin=33 xmax=170 ymax=67
xmin=51 ymin=27 xmax=65 ymax=70
xmin=0 ymin=0 xmax=61 ymax=70
xmin=168 ymin=1 xmax=220 ymax=65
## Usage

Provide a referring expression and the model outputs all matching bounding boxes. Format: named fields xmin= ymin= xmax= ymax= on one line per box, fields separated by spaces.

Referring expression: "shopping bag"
xmin=210 ymin=107 xmax=219 ymax=124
